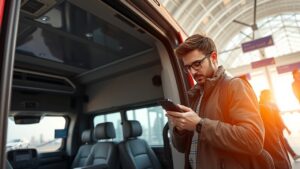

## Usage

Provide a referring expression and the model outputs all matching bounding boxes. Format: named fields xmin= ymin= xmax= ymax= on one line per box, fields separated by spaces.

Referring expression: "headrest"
xmin=81 ymin=129 xmax=93 ymax=144
xmin=123 ymin=120 xmax=142 ymax=139
xmin=94 ymin=122 xmax=116 ymax=140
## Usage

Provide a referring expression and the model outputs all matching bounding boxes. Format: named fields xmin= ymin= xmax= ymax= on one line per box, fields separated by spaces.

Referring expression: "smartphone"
xmin=158 ymin=99 xmax=183 ymax=112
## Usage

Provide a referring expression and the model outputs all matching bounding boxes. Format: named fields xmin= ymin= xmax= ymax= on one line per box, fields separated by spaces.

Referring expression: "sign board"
xmin=55 ymin=129 xmax=67 ymax=138
xmin=276 ymin=62 xmax=300 ymax=74
xmin=242 ymin=35 xmax=274 ymax=53
xmin=251 ymin=57 xmax=275 ymax=69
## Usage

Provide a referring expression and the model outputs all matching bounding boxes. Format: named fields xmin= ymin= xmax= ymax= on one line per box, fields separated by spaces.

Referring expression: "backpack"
xmin=219 ymin=76 xmax=275 ymax=169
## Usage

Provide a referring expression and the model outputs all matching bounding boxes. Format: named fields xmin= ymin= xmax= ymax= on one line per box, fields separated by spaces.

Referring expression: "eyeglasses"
xmin=183 ymin=55 xmax=210 ymax=73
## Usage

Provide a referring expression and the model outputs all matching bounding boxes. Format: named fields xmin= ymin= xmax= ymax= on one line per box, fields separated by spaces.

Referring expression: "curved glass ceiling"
xmin=162 ymin=0 xmax=300 ymax=69
xmin=220 ymin=13 xmax=300 ymax=68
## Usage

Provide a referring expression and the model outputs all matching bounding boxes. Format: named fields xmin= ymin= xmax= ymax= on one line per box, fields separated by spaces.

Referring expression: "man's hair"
xmin=175 ymin=34 xmax=217 ymax=58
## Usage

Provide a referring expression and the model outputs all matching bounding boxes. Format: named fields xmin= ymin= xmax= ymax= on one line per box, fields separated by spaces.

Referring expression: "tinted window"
xmin=6 ymin=116 xmax=66 ymax=153
xmin=126 ymin=106 xmax=168 ymax=146
xmin=16 ymin=2 xmax=151 ymax=70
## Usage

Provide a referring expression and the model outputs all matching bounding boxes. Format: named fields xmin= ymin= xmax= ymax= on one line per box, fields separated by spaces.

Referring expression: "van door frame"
xmin=0 ymin=0 xmax=20 ymax=168
xmin=102 ymin=1 xmax=189 ymax=169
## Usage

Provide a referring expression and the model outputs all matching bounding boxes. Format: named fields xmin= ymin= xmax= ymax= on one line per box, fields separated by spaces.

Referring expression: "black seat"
xmin=72 ymin=129 xmax=94 ymax=168
xmin=85 ymin=122 xmax=119 ymax=169
xmin=119 ymin=120 xmax=162 ymax=169
xmin=6 ymin=149 xmax=38 ymax=169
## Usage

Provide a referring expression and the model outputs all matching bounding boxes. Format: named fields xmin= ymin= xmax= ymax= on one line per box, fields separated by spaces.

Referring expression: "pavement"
xmin=293 ymin=160 xmax=300 ymax=169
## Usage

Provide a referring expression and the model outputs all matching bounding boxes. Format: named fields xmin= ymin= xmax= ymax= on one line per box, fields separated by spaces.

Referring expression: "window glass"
xmin=6 ymin=116 xmax=66 ymax=153
xmin=94 ymin=112 xmax=123 ymax=142
xmin=126 ymin=106 xmax=168 ymax=146
xmin=17 ymin=2 xmax=151 ymax=70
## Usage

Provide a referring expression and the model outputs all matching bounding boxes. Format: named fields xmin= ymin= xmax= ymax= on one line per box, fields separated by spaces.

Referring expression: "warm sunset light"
xmin=272 ymin=72 xmax=300 ymax=112
xmin=250 ymin=69 xmax=300 ymax=112
xmin=250 ymin=70 xmax=300 ymax=156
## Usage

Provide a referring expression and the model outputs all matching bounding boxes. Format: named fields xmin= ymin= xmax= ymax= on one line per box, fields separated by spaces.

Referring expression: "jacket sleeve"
xmin=171 ymin=127 xmax=192 ymax=153
xmin=199 ymin=78 xmax=265 ymax=155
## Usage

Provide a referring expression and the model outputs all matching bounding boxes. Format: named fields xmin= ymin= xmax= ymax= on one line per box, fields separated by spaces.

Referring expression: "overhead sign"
xmin=251 ymin=57 xmax=275 ymax=69
xmin=242 ymin=35 xmax=274 ymax=53
xmin=55 ymin=129 xmax=67 ymax=138
xmin=276 ymin=62 xmax=300 ymax=74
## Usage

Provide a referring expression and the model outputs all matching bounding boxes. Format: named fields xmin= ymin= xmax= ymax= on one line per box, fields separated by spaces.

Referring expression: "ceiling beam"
xmin=213 ymin=0 xmax=300 ymax=44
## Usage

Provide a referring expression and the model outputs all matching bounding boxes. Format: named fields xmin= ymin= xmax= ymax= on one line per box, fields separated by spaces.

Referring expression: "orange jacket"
xmin=172 ymin=67 xmax=264 ymax=169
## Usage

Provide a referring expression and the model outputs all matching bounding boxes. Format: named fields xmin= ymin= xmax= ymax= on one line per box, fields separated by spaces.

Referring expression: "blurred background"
xmin=161 ymin=0 xmax=300 ymax=164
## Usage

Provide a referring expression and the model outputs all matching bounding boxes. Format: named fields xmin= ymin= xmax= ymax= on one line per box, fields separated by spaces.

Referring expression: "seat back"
xmin=6 ymin=149 xmax=38 ymax=169
xmin=71 ymin=129 xmax=94 ymax=168
xmin=86 ymin=122 xmax=119 ymax=169
xmin=119 ymin=120 xmax=162 ymax=169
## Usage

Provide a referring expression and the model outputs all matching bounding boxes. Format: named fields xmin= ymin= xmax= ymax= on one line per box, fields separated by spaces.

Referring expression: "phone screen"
xmin=158 ymin=99 xmax=183 ymax=112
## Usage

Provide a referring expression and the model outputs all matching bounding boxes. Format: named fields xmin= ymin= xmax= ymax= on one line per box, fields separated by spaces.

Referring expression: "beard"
xmin=193 ymin=74 xmax=206 ymax=84
xmin=193 ymin=61 xmax=215 ymax=84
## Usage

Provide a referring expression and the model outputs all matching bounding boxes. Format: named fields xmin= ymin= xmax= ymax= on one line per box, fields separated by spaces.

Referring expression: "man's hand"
xmin=166 ymin=104 xmax=201 ymax=131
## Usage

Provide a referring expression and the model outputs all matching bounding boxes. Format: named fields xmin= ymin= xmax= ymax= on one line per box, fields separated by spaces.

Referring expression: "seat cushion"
xmin=86 ymin=142 xmax=119 ymax=169
xmin=71 ymin=144 xmax=93 ymax=168
xmin=119 ymin=139 xmax=162 ymax=169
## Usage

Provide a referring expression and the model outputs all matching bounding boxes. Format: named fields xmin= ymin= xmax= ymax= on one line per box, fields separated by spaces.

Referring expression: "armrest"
xmin=73 ymin=164 xmax=108 ymax=169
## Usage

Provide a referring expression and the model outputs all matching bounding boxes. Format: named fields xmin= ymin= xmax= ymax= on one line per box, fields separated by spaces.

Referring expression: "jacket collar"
xmin=187 ymin=66 xmax=225 ymax=99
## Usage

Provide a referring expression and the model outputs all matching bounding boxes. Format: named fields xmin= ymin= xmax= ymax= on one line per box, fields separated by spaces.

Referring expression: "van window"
xmin=94 ymin=112 xmax=123 ymax=142
xmin=126 ymin=106 xmax=168 ymax=146
xmin=6 ymin=116 xmax=66 ymax=153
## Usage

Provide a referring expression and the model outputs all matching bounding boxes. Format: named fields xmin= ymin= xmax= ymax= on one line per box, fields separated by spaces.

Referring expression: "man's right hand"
xmin=166 ymin=104 xmax=201 ymax=131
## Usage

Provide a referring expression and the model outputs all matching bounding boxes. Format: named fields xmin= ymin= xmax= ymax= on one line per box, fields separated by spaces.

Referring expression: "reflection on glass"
xmin=17 ymin=28 xmax=64 ymax=63
xmin=17 ymin=2 xmax=151 ymax=70
xmin=6 ymin=116 xmax=66 ymax=153
xmin=127 ymin=106 xmax=168 ymax=146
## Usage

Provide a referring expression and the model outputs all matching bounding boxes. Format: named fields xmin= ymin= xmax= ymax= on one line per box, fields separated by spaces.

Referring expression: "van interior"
xmin=6 ymin=0 xmax=187 ymax=169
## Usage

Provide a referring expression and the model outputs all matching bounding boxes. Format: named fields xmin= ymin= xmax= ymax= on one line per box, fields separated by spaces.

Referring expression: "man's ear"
xmin=211 ymin=51 xmax=218 ymax=63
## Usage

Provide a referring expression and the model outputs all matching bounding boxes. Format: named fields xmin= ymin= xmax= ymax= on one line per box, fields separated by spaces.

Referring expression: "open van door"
xmin=0 ymin=0 xmax=21 ymax=168
xmin=101 ymin=1 xmax=190 ymax=169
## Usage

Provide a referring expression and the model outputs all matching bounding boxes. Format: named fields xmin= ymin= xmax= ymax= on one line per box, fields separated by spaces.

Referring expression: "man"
xmin=292 ymin=69 xmax=300 ymax=103
xmin=166 ymin=34 xmax=265 ymax=169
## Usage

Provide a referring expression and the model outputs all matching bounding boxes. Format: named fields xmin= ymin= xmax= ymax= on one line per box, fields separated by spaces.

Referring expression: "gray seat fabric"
xmin=6 ymin=160 xmax=13 ymax=169
xmin=86 ymin=122 xmax=119 ymax=169
xmin=118 ymin=120 xmax=162 ymax=169
xmin=71 ymin=129 xmax=94 ymax=168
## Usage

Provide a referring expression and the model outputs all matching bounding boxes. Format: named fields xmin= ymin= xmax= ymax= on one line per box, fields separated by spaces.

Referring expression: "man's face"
xmin=182 ymin=50 xmax=217 ymax=85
